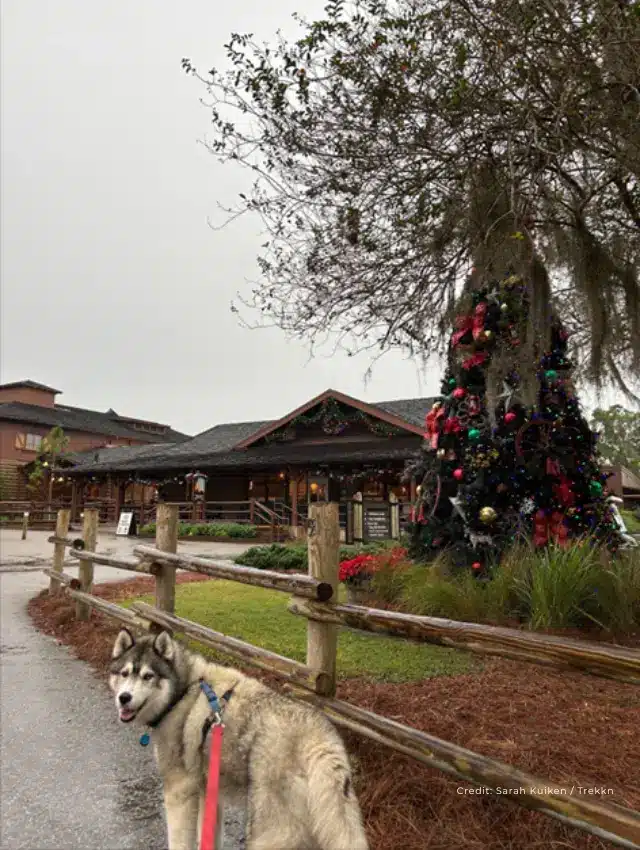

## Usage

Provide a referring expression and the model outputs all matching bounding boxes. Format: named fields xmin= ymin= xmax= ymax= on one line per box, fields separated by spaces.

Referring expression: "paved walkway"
xmin=0 ymin=530 xmax=249 ymax=849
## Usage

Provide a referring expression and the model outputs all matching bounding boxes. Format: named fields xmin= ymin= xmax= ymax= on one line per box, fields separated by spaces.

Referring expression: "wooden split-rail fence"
xmin=45 ymin=504 xmax=640 ymax=849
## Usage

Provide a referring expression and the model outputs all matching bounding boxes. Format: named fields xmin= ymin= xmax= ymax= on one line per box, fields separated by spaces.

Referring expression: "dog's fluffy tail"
xmin=305 ymin=739 xmax=369 ymax=850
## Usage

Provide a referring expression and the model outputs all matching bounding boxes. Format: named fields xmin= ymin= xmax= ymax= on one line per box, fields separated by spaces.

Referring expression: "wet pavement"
xmin=0 ymin=559 xmax=246 ymax=848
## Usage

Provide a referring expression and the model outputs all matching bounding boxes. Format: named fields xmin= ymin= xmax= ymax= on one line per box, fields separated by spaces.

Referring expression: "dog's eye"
xmin=120 ymin=671 xmax=128 ymax=678
xmin=142 ymin=672 xmax=154 ymax=681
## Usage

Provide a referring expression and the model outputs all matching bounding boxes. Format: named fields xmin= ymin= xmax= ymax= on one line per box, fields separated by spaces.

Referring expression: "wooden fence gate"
xmin=45 ymin=503 xmax=640 ymax=848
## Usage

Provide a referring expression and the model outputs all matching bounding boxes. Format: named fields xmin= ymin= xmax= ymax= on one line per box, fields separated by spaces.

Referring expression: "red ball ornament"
xmin=453 ymin=468 xmax=464 ymax=481
xmin=472 ymin=561 xmax=482 ymax=570
xmin=504 ymin=411 xmax=517 ymax=424
xmin=452 ymin=387 xmax=466 ymax=399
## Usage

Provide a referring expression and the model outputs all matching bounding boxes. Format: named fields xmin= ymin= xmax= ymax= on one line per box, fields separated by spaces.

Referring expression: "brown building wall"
xmin=0 ymin=386 xmax=57 ymax=407
xmin=0 ymin=421 xmax=144 ymax=499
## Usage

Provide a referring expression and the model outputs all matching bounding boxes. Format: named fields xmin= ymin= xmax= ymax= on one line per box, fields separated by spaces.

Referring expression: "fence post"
xmin=49 ymin=509 xmax=71 ymax=594
xmin=21 ymin=511 xmax=29 ymax=540
xmin=154 ymin=503 xmax=178 ymax=616
xmin=307 ymin=502 xmax=339 ymax=697
xmin=75 ymin=508 xmax=98 ymax=620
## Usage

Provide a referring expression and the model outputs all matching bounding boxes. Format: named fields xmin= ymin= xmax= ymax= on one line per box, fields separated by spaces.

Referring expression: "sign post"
xmin=363 ymin=503 xmax=391 ymax=542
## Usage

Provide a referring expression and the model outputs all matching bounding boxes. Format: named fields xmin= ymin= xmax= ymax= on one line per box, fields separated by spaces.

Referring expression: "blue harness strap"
xmin=199 ymin=678 xmax=236 ymax=746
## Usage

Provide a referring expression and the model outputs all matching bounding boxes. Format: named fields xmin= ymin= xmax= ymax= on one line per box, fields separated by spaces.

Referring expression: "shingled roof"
xmin=0 ymin=379 xmax=62 ymax=393
xmin=0 ymin=401 xmax=190 ymax=443
xmin=65 ymin=393 xmax=433 ymax=475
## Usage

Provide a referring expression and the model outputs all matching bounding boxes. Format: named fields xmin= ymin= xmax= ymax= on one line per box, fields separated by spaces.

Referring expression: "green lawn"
xmin=123 ymin=579 xmax=475 ymax=683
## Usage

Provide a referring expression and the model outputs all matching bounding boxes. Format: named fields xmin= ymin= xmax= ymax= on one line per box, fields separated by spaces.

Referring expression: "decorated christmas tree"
xmin=407 ymin=272 xmax=620 ymax=571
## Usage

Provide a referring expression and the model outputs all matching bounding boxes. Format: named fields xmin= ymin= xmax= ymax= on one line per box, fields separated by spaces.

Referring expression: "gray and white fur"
xmin=110 ymin=629 xmax=369 ymax=850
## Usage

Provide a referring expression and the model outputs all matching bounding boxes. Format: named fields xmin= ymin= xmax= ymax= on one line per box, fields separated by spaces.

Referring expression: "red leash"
xmin=200 ymin=723 xmax=224 ymax=850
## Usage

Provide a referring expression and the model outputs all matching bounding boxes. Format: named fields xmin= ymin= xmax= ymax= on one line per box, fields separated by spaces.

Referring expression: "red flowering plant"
xmin=338 ymin=547 xmax=409 ymax=586
xmin=338 ymin=553 xmax=375 ymax=586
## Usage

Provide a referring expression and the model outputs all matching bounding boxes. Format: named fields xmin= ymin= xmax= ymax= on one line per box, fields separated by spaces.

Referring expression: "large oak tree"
xmin=184 ymin=0 xmax=640 ymax=396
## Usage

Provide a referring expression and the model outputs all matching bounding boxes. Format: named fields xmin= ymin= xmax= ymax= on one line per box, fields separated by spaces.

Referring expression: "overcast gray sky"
xmin=0 ymin=0 xmax=442 ymax=437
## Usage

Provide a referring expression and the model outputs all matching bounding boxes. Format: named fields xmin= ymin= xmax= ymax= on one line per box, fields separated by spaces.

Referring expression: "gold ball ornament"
xmin=483 ymin=329 xmax=493 ymax=341
xmin=479 ymin=506 xmax=498 ymax=524
xmin=437 ymin=448 xmax=446 ymax=459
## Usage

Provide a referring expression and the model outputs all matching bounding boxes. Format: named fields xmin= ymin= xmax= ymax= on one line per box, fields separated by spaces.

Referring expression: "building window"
xmin=26 ymin=434 xmax=43 ymax=451
xmin=15 ymin=432 xmax=43 ymax=451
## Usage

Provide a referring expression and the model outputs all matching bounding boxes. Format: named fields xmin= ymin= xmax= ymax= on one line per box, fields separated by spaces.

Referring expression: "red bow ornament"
xmin=472 ymin=302 xmax=487 ymax=340
xmin=462 ymin=351 xmax=489 ymax=370
xmin=546 ymin=457 xmax=561 ymax=477
xmin=532 ymin=509 xmax=548 ymax=547
xmin=549 ymin=511 xmax=569 ymax=547
xmin=443 ymin=416 xmax=462 ymax=435
xmin=425 ymin=404 xmax=446 ymax=449
xmin=451 ymin=315 xmax=473 ymax=348
xmin=553 ymin=474 xmax=575 ymax=507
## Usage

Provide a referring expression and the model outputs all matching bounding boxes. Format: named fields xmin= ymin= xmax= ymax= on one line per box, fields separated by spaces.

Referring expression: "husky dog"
xmin=110 ymin=629 xmax=369 ymax=850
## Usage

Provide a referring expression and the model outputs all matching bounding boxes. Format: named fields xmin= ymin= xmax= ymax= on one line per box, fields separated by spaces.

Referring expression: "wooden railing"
xmin=44 ymin=504 xmax=640 ymax=848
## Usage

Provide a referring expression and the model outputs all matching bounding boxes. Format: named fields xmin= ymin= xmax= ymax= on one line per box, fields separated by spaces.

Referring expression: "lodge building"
xmin=60 ymin=389 xmax=434 ymax=529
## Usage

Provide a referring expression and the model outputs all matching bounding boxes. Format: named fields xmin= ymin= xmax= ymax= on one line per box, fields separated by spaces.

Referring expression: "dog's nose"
xmin=119 ymin=692 xmax=132 ymax=706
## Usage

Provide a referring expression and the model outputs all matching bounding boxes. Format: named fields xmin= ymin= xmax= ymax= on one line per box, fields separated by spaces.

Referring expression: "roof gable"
xmin=234 ymin=389 xmax=425 ymax=449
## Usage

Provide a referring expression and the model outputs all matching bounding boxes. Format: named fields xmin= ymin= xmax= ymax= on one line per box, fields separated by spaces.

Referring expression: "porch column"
xmin=114 ymin=480 xmax=124 ymax=520
xmin=410 ymin=476 xmax=417 ymax=502
xmin=353 ymin=491 xmax=364 ymax=543
xmin=290 ymin=474 xmax=299 ymax=528
xmin=71 ymin=480 xmax=78 ymax=523
xmin=389 ymin=492 xmax=400 ymax=540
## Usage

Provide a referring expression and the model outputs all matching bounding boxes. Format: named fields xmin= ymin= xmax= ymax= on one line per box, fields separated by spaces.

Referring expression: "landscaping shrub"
xmin=138 ymin=521 xmax=257 ymax=539
xmin=621 ymin=509 xmax=640 ymax=534
xmin=236 ymin=540 xmax=398 ymax=572
xmin=395 ymin=542 xmax=640 ymax=635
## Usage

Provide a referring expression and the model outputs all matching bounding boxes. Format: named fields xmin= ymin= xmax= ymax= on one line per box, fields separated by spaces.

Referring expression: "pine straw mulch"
xmin=28 ymin=577 xmax=640 ymax=850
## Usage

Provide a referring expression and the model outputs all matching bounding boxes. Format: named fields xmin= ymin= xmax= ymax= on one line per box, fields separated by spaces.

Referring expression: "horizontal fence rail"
xmin=288 ymin=688 xmax=640 ymax=850
xmin=131 ymin=601 xmax=333 ymax=695
xmin=287 ymin=599 xmax=640 ymax=686
xmin=41 ymin=503 xmax=640 ymax=850
xmin=133 ymin=545 xmax=333 ymax=601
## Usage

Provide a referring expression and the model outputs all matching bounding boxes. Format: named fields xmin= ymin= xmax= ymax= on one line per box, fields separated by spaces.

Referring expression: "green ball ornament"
xmin=448 ymin=378 xmax=456 ymax=389
xmin=500 ymin=303 xmax=509 ymax=312
xmin=589 ymin=480 xmax=603 ymax=496
xmin=468 ymin=428 xmax=481 ymax=441
xmin=545 ymin=369 xmax=558 ymax=381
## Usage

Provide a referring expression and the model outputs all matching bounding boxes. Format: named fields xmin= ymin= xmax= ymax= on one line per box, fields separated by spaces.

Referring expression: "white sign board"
xmin=116 ymin=511 xmax=134 ymax=536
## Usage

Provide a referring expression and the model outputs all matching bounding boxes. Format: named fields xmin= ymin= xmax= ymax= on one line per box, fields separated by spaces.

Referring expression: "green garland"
xmin=264 ymin=398 xmax=402 ymax=443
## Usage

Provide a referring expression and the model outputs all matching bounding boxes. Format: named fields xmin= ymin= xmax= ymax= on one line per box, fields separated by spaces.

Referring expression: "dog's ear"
xmin=112 ymin=629 xmax=135 ymax=659
xmin=153 ymin=631 xmax=175 ymax=661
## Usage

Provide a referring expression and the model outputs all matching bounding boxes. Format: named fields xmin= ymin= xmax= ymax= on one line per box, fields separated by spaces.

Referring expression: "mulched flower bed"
xmin=28 ymin=578 xmax=640 ymax=850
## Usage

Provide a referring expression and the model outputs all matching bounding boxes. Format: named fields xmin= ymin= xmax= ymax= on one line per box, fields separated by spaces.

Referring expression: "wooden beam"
xmin=287 ymin=688 xmax=640 ymax=850
xmin=47 ymin=535 xmax=85 ymax=550
xmin=133 ymin=545 xmax=333 ymax=601
xmin=69 ymin=549 xmax=157 ymax=574
xmin=131 ymin=601 xmax=331 ymax=694
xmin=306 ymin=503 xmax=339 ymax=697
xmin=75 ymin=508 xmax=98 ymax=621
xmin=68 ymin=588 xmax=152 ymax=630
xmin=286 ymin=600 xmax=640 ymax=686
xmin=43 ymin=568 xmax=80 ymax=589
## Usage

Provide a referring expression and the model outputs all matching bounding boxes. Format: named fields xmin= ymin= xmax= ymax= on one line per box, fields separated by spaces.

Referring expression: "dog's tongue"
xmin=119 ymin=707 xmax=136 ymax=721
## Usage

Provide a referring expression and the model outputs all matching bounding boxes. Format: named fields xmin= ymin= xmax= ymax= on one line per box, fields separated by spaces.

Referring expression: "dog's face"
xmin=109 ymin=629 xmax=177 ymax=725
